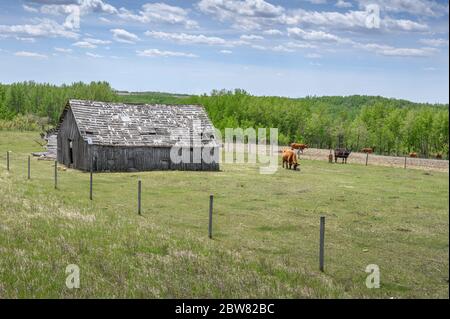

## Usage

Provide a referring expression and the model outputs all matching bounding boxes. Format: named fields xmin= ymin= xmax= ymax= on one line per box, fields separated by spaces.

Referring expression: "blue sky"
xmin=0 ymin=0 xmax=448 ymax=103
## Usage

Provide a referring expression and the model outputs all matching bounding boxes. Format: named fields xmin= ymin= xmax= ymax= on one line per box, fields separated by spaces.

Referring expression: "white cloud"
xmin=383 ymin=18 xmax=428 ymax=32
xmin=54 ymin=47 xmax=73 ymax=53
xmin=287 ymin=27 xmax=348 ymax=43
xmin=305 ymin=0 xmax=328 ymax=4
xmin=136 ymin=49 xmax=198 ymax=58
xmin=198 ymin=0 xmax=284 ymax=18
xmin=72 ymin=41 xmax=97 ymax=48
xmin=85 ymin=52 xmax=103 ymax=58
xmin=250 ymin=44 xmax=267 ymax=50
xmin=80 ymin=0 xmax=117 ymax=14
xmin=84 ymin=37 xmax=111 ymax=44
xmin=23 ymin=4 xmax=39 ymax=13
xmin=118 ymin=3 xmax=198 ymax=29
xmin=358 ymin=43 xmax=438 ymax=57
xmin=419 ymin=38 xmax=449 ymax=47
xmin=335 ymin=0 xmax=352 ymax=8
xmin=0 ymin=19 xmax=79 ymax=39
xmin=356 ymin=0 xmax=449 ymax=17
xmin=286 ymin=41 xmax=318 ymax=49
xmin=144 ymin=31 xmax=227 ymax=45
xmin=15 ymin=37 xmax=36 ymax=42
xmin=281 ymin=9 xmax=369 ymax=30
xmin=281 ymin=8 xmax=429 ymax=33
xmin=240 ymin=34 xmax=264 ymax=40
xmin=99 ymin=16 xmax=111 ymax=23
xmin=220 ymin=50 xmax=233 ymax=54
xmin=272 ymin=45 xmax=294 ymax=52
xmin=41 ymin=0 xmax=118 ymax=16
xmin=14 ymin=51 xmax=48 ymax=58
xmin=197 ymin=0 xmax=284 ymax=30
xmin=287 ymin=27 xmax=438 ymax=58
xmin=110 ymin=28 xmax=139 ymax=43
xmin=378 ymin=47 xmax=437 ymax=57
xmin=263 ymin=29 xmax=283 ymax=35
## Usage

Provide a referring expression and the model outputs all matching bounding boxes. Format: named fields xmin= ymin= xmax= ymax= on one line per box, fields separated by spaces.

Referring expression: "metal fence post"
xmin=28 ymin=156 xmax=31 ymax=179
xmin=319 ymin=216 xmax=325 ymax=272
xmin=90 ymin=157 xmax=93 ymax=200
xmin=365 ymin=153 xmax=369 ymax=166
xmin=54 ymin=161 xmax=58 ymax=189
xmin=138 ymin=180 xmax=142 ymax=215
xmin=209 ymin=194 xmax=214 ymax=239
xmin=7 ymin=151 xmax=10 ymax=171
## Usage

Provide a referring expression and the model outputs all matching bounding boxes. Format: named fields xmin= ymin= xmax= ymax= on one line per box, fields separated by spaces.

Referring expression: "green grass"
xmin=0 ymin=131 xmax=448 ymax=298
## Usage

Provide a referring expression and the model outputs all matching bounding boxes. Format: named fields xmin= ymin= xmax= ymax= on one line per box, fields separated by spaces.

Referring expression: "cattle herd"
xmin=281 ymin=142 xmax=445 ymax=172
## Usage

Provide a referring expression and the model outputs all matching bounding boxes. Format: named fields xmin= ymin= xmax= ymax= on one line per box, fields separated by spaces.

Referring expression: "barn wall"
xmin=90 ymin=145 xmax=219 ymax=172
xmin=57 ymin=109 xmax=89 ymax=170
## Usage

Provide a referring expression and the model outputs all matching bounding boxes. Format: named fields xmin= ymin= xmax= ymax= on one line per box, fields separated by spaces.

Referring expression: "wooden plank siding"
xmin=90 ymin=146 xmax=219 ymax=172
xmin=57 ymin=108 xmax=90 ymax=170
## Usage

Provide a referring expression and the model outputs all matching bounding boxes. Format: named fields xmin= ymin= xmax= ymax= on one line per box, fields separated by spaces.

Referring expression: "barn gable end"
xmin=57 ymin=106 xmax=90 ymax=170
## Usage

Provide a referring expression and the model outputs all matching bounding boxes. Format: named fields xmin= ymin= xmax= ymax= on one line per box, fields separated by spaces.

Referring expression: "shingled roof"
xmin=59 ymin=100 xmax=217 ymax=147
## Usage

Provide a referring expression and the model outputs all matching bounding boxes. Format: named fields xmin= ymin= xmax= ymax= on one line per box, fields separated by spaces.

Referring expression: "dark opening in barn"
xmin=55 ymin=100 xmax=220 ymax=172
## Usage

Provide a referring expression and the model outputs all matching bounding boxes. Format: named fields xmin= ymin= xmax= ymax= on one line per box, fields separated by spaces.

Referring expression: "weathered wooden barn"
xmin=55 ymin=100 xmax=219 ymax=172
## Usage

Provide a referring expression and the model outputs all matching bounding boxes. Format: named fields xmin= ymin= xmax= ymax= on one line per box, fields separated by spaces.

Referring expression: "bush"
xmin=0 ymin=114 xmax=50 ymax=131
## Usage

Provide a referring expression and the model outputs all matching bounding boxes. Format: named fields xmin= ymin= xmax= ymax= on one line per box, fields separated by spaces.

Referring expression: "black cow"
xmin=334 ymin=148 xmax=351 ymax=164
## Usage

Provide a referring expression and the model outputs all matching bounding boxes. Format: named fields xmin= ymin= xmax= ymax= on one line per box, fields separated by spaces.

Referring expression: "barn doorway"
xmin=68 ymin=139 xmax=73 ymax=166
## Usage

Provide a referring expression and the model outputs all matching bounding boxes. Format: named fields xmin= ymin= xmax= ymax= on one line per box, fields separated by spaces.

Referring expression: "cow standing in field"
xmin=436 ymin=153 xmax=443 ymax=160
xmin=334 ymin=148 xmax=351 ymax=164
xmin=409 ymin=152 xmax=418 ymax=158
xmin=282 ymin=149 xmax=299 ymax=170
xmin=291 ymin=143 xmax=308 ymax=155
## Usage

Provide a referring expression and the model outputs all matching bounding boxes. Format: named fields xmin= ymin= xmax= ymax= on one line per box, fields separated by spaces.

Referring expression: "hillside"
xmin=0 ymin=82 xmax=448 ymax=158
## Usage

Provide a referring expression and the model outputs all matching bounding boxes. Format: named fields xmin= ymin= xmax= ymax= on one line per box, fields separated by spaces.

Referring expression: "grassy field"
xmin=0 ymin=131 xmax=448 ymax=298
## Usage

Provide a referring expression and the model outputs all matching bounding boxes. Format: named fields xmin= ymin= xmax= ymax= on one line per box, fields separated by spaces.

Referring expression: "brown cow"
xmin=282 ymin=149 xmax=299 ymax=170
xmin=291 ymin=143 xmax=308 ymax=154
xmin=361 ymin=147 xmax=374 ymax=154
xmin=436 ymin=153 xmax=443 ymax=160
xmin=409 ymin=152 xmax=418 ymax=158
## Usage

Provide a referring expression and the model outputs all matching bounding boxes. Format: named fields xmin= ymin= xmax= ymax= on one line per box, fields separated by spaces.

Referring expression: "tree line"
xmin=0 ymin=82 xmax=448 ymax=158
xmin=0 ymin=81 xmax=117 ymax=130
xmin=182 ymin=89 xmax=449 ymax=158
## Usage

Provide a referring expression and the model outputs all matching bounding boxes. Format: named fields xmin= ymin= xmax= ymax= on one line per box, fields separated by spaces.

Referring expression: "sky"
xmin=0 ymin=0 xmax=449 ymax=103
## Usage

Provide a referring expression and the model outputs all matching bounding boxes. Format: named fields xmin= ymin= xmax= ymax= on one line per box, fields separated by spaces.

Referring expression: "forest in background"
xmin=0 ymin=82 xmax=448 ymax=158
